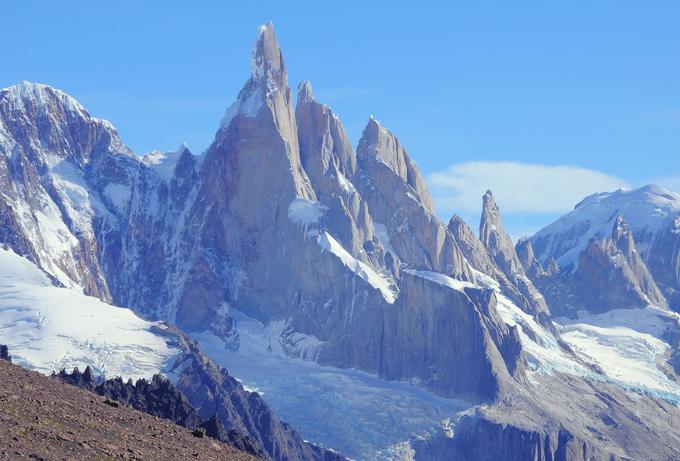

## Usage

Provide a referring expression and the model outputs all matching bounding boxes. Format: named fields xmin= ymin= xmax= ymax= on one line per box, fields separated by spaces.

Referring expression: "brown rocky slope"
xmin=0 ymin=358 xmax=259 ymax=461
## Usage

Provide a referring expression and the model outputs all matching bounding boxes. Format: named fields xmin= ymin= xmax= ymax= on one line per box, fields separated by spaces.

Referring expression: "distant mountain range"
xmin=1 ymin=22 xmax=680 ymax=460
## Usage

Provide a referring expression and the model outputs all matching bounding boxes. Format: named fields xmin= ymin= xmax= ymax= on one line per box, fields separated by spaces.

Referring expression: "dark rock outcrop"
xmin=54 ymin=367 xmax=268 ymax=459
xmin=55 ymin=368 xmax=201 ymax=429
xmin=0 ymin=344 xmax=11 ymax=362
xmin=55 ymin=365 xmax=97 ymax=391
xmin=199 ymin=414 xmax=267 ymax=459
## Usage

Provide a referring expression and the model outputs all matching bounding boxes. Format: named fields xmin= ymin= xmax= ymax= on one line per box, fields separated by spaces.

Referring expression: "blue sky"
xmin=2 ymin=1 xmax=679 ymax=238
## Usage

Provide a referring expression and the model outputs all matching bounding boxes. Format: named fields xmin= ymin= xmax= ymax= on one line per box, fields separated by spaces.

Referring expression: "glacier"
xmin=193 ymin=306 xmax=469 ymax=460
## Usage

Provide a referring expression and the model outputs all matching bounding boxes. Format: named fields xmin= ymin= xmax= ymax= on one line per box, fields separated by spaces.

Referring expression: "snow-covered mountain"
xmin=532 ymin=184 xmax=680 ymax=270
xmin=2 ymin=22 xmax=680 ymax=460
xmin=527 ymin=184 xmax=680 ymax=313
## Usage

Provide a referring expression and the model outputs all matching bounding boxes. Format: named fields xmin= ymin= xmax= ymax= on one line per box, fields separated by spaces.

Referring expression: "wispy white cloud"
xmin=428 ymin=161 xmax=629 ymax=216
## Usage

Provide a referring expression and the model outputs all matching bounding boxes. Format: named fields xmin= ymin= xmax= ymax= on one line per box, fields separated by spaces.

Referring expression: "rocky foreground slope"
xmin=0 ymin=357 xmax=258 ymax=461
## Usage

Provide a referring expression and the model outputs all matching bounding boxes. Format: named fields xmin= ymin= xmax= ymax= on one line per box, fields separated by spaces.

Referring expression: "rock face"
xmin=356 ymin=116 xmax=435 ymax=213
xmin=354 ymin=118 xmax=471 ymax=280
xmin=515 ymin=239 xmax=548 ymax=279
xmin=576 ymin=216 xmax=666 ymax=312
xmin=449 ymin=210 xmax=551 ymax=326
xmin=415 ymin=373 xmax=680 ymax=461
xmin=296 ymin=80 xmax=357 ymax=198
xmin=645 ymin=215 xmax=680 ymax=309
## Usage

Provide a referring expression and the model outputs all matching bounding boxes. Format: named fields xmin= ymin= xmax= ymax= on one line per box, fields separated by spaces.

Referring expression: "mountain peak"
xmin=611 ymin=214 xmax=635 ymax=254
xmin=219 ymin=23 xmax=289 ymax=130
xmin=1 ymin=81 xmax=89 ymax=119
xmin=575 ymin=184 xmax=680 ymax=211
xmin=366 ymin=115 xmax=381 ymax=129
xmin=357 ymin=116 xmax=435 ymax=212
xmin=481 ymin=190 xmax=501 ymax=230
xmin=483 ymin=189 xmax=495 ymax=205
xmin=639 ymin=184 xmax=667 ymax=195
xmin=251 ymin=22 xmax=286 ymax=85
xmin=177 ymin=141 xmax=190 ymax=154
xmin=297 ymin=80 xmax=315 ymax=104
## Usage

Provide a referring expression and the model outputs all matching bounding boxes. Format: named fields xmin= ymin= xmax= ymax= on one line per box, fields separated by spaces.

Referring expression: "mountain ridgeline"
xmin=2 ymin=22 xmax=680 ymax=460
xmin=0 ymin=23 xmax=531 ymax=404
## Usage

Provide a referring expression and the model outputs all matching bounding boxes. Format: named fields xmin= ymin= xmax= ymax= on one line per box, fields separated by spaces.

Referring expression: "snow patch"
xmin=318 ymin=231 xmax=397 ymax=303
xmin=220 ymin=86 xmax=263 ymax=129
xmin=288 ymin=198 xmax=328 ymax=238
xmin=402 ymin=269 xmax=471 ymax=293
xmin=288 ymin=198 xmax=328 ymax=226
xmin=374 ymin=223 xmax=396 ymax=256
xmin=8 ymin=185 xmax=82 ymax=289
xmin=336 ymin=172 xmax=356 ymax=194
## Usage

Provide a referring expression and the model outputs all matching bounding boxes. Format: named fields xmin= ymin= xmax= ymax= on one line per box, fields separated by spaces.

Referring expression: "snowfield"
xmin=558 ymin=307 xmax=680 ymax=404
xmin=0 ymin=247 xmax=180 ymax=381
